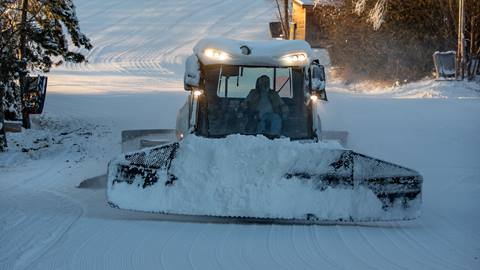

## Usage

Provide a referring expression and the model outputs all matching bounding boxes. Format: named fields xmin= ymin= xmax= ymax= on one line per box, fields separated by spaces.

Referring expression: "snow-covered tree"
xmin=1 ymin=1 xmax=22 ymax=121
xmin=1 ymin=0 xmax=92 ymax=73
xmin=351 ymin=0 xmax=388 ymax=30
xmin=0 ymin=0 xmax=91 ymax=150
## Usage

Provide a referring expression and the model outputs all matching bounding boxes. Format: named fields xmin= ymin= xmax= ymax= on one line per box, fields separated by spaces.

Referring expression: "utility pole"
xmin=456 ymin=0 xmax=466 ymax=80
xmin=19 ymin=0 xmax=30 ymax=128
xmin=0 ymin=100 xmax=5 ymax=151
xmin=284 ymin=0 xmax=289 ymax=39
xmin=0 ymin=60 xmax=4 ymax=150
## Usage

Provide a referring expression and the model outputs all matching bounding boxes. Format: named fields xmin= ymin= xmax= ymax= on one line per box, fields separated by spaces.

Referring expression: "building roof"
xmin=294 ymin=0 xmax=314 ymax=6
xmin=294 ymin=0 xmax=343 ymax=7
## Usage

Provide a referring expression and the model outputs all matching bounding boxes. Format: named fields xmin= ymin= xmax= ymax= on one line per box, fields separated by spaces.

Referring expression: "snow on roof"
xmin=294 ymin=0 xmax=344 ymax=7
xmin=295 ymin=0 xmax=315 ymax=5
xmin=193 ymin=38 xmax=314 ymax=67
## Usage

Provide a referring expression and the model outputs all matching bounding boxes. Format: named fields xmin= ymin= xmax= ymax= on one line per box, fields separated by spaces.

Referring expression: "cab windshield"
xmin=197 ymin=65 xmax=312 ymax=139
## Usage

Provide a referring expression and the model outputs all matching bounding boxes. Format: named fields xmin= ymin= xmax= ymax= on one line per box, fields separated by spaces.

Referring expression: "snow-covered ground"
xmin=1 ymin=0 xmax=480 ymax=269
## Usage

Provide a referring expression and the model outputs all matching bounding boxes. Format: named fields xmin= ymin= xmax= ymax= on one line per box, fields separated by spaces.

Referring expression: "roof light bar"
xmin=204 ymin=48 xmax=229 ymax=61
xmin=281 ymin=52 xmax=308 ymax=64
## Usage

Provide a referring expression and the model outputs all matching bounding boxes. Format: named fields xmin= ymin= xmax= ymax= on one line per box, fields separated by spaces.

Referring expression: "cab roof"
xmin=193 ymin=38 xmax=314 ymax=67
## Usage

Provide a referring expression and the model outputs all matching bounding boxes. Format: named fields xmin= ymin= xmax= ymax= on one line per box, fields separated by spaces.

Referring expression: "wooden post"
xmin=456 ymin=0 xmax=466 ymax=80
xmin=19 ymin=0 xmax=30 ymax=129
xmin=468 ymin=15 xmax=477 ymax=80
xmin=274 ymin=0 xmax=287 ymax=39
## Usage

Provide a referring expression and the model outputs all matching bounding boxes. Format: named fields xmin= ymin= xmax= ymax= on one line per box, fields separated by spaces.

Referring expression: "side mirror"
xmin=184 ymin=55 xmax=201 ymax=91
xmin=309 ymin=63 xmax=327 ymax=101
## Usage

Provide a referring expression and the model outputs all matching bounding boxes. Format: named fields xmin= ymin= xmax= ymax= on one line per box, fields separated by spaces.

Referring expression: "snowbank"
xmin=328 ymin=78 xmax=480 ymax=99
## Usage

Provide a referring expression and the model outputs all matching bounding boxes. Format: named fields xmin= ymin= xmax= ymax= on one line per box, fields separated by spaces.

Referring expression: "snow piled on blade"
xmin=107 ymin=135 xmax=418 ymax=221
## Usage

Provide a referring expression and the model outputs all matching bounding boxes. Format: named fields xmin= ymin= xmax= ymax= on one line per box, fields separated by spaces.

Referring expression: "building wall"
xmin=292 ymin=1 xmax=306 ymax=40
xmin=305 ymin=7 xmax=320 ymax=47
xmin=292 ymin=2 xmax=324 ymax=47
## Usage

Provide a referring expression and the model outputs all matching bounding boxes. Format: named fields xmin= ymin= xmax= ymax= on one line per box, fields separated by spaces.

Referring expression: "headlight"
xmin=281 ymin=53 xmax=308 ymax=64
xmin=204 ymin=48 xmax=229 ymax=61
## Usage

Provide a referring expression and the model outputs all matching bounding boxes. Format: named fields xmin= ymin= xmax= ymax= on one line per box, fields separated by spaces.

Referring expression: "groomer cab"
xmin=178 ymin=38 xmax=326 ymax=141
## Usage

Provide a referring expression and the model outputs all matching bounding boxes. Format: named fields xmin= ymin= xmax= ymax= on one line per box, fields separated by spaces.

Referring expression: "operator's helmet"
xmin=256 ymin=75 xmax=270 ymax=90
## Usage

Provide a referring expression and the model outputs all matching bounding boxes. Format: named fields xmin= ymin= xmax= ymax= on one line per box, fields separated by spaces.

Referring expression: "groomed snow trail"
xmin=1 ymin=0 xmax=480 ymax=269
xmin=49 ymin=0 xmax=273 ymax=94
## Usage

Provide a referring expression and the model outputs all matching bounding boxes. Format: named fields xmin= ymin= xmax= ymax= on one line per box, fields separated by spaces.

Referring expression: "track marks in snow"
xmin=0 ymin=115 xmax=113 ymax=270
xmin=186 ymin=224 xmax=212 ymax=270
xmin=214 ymin=225 xmax=235 ymax=270
xmin=292 ymin=226 xmax=335 ymax=269
xmin=310 ymin=227 xmax=344 ymax=269
xmin=393 ymin=218 xmax=473 ymax=270
xmin=356 ymin=227 xmax=409 ymax=270
xmin=49 ymin=0 xmax=273 ymax=93
xmin=69 ymin=226 xmax=109 ymax=270
xmin=266 ymin=226 xmax=291 ymax=270
xmin=335 ymin=226 xmax=380 ymax=270
xmin=159 ymin=223 xmax=190 ymax=270
xmin=0 ymin=189 xmax=82 ymax=270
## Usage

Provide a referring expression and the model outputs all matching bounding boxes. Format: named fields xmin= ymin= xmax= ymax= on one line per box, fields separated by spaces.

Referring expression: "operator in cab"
xmin=242 ymin=75 xmax=289 ymax=136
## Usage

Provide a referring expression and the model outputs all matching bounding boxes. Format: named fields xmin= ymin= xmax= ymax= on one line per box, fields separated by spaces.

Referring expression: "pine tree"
xmin=0 ymin=0 xmax=91 ymax=150
xmin=1 ymin=1 xmax=21 ymax=121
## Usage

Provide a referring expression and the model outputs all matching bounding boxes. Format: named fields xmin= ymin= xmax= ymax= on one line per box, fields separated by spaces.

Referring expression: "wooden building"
xmin=291 ymin=0 xmax=342 ymax=47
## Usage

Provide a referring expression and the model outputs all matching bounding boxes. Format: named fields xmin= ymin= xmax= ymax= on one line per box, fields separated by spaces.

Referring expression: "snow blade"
xmin=121 ymin=129 xmax=176 ymax=152
xmin=107 ymin=136 xmax=422 ymax=223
